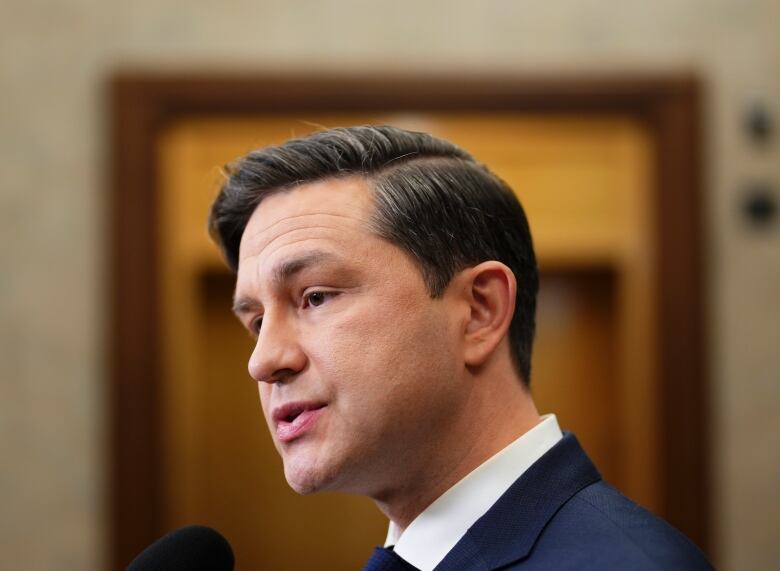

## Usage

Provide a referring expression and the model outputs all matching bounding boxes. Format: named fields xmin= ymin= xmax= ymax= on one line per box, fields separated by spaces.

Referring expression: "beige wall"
xmin=2 ymin=1 xmax=778 ymax=569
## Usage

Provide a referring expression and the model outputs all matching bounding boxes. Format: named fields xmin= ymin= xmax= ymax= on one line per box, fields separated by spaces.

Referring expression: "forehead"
xmin=233 ymin=176 xmax=432 ymax=315
xmin=236 ymin=176 xmax=380 ymax=277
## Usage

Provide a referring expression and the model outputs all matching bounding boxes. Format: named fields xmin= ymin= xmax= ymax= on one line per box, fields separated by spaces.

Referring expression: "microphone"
xmin=126 ymin=525 xmax=234 ymax=571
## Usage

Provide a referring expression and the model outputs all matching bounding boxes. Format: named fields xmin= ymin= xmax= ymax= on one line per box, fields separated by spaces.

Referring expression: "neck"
xmin=372 ymin=367 xmax=540 ymax=533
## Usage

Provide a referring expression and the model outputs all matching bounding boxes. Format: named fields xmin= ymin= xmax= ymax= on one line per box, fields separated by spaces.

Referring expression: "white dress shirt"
xmin=384 ymin=414 xmax=563 ymax=571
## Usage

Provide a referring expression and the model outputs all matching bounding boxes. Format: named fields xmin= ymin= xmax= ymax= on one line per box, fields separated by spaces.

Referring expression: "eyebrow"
xmin=232 ymin=250 xmax=337 ymax=315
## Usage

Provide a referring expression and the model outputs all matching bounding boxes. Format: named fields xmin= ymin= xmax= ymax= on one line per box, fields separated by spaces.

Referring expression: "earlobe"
xmin=462 ymin=262 xmax=517 ymax=368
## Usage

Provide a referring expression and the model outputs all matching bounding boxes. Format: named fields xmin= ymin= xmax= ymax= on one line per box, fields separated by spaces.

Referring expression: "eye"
xmin=303 ymin=290 xmax=335 ymax=308
xmin=250 ymin=315 xmax=263 ymax=335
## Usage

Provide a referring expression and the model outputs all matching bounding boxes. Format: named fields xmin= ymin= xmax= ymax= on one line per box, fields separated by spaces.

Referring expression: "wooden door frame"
xmin=109 ymin=73 xmax=707 ymax=569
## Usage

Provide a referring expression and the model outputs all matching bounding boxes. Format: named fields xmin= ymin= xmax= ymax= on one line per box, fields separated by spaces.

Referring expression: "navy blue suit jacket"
xmin=432 ymin=433 xmax=712 ymax=570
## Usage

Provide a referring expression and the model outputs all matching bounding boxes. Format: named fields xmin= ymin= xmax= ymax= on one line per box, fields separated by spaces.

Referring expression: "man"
xmin=208 ymin=126 xmax=712 ymax=570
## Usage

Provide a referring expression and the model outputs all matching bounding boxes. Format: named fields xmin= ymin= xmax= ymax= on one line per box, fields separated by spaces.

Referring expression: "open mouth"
xmin=284 ymin=406 xmax=307 ymax=423
xmin=274 ymin=401 xmax=326 ymax=424
xmin=273 ymin=401 xmax=327 ymax=443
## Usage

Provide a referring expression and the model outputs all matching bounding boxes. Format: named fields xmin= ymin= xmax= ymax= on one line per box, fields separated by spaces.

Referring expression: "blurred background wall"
xmin=1 ymin=1 xmax=778 ymax=569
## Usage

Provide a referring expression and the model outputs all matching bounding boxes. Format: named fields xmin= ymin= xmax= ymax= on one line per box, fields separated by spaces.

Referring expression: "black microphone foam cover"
xmin=127 ymin=525 xmax=234 ymax=571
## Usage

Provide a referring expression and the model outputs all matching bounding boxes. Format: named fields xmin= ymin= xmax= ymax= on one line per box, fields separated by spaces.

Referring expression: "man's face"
xmin=234 ymin=177 xmax=468 ymax=497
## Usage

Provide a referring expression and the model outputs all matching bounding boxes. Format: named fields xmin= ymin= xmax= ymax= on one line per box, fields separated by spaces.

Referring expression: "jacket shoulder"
xmin=521 ymin=481 xmax=713 ymax=570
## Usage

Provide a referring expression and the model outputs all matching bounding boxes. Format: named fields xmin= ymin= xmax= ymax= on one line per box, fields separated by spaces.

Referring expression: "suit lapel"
xmin=434 ymin=433 xmax=601 ymax=571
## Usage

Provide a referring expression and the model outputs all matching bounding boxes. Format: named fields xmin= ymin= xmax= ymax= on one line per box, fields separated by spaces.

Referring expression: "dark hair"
xmin=208 ymin=126 xmax=539 ymax=384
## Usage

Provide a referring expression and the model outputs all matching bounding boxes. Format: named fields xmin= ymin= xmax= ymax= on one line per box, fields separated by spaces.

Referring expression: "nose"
xmin=247 ymin=312 xmax=307 ymax=384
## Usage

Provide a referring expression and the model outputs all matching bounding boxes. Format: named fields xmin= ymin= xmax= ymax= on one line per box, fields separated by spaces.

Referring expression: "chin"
xmin=283 ymin=458 xmax=338 ymax=495
xmin=286 ymin=478 xmax=319 ymax=495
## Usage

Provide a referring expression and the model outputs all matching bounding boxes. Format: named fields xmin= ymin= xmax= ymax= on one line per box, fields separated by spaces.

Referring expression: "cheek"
xmin=315 ymin=299 xmax=455 ymax=398
xmin=327 ymin=305 xmax=414 ymax=372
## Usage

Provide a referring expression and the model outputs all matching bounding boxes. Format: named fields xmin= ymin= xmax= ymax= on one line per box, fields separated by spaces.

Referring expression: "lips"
xmin=272 ymin=401 xmax=327 ymax=443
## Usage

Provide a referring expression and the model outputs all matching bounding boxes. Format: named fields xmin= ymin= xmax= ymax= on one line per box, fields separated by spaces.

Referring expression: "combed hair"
xmin=208 ymin=125 xmax=539 ymax=384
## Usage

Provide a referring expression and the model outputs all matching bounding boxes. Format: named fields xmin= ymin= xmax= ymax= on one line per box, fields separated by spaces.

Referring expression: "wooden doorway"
xmin=109 ymin=76 xmax=707 ymax=570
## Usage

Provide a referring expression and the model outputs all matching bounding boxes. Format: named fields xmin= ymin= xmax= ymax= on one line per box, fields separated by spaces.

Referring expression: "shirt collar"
xmin=384 ymin=414 xmax=563 ymax=571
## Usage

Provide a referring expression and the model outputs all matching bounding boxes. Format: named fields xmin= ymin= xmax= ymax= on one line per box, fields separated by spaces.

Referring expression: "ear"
xmin=460 ymin=261 xmax=517 ymax=368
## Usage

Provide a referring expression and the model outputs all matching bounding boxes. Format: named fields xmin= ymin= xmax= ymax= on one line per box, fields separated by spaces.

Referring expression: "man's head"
xmin=209 ymin=125 xmax=538 ymax=382
xmin=208 ymin=126 xmax=540 ymax=504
